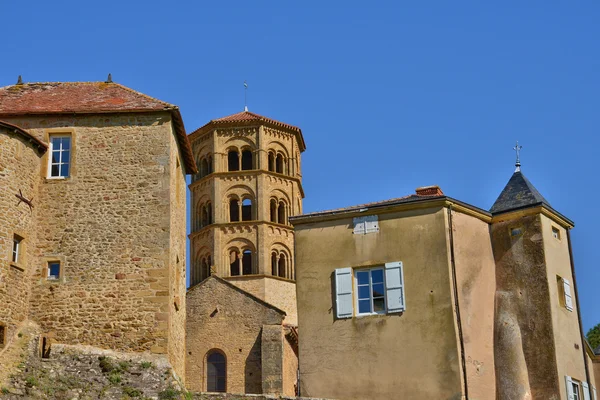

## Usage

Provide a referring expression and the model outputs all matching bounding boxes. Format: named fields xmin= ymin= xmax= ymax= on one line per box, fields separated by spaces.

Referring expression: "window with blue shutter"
xmin=335 ymin=267 xmax=353 ymax=318
xmin=583 ymin=382 xmax=591 ymax=400
xmin=385 ymin=261 xmax=405 ymax=313
xmin=563 ymin=278 xmax=574 ymax=312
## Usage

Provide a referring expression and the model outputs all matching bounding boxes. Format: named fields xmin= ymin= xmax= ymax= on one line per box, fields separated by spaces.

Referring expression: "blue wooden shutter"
xmin=353 ymin=217 xmax=366 ymax=235
xmin=583 ymin=382 xmax=591 ymax=400
xmin=335 ymin=267 xmax=353 ymax=318
xmin=385 ymin=261 xmax=405 ymax=313
xmin=566 ymin=376 xmax=575 ymax=400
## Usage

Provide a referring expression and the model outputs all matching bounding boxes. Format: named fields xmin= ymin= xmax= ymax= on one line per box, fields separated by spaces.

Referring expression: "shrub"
xmin=140 ymin=361 xmax=153 ymax=369
xmin=158 ymin=387 xmax=181 ymax=400
xmin=122 ymin=386 xmax=142 ymax=397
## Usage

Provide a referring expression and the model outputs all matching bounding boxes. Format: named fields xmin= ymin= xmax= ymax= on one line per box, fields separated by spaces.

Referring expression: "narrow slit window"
xmin=0 ymin=325 xmax=5 ymax=348
xmin=12 ymin=235 xmax=22 ymax=263
xmin=48 ymin=135 xmax=71 ymax=178
xmin=552 ymin=226 xmax=561 ymax=240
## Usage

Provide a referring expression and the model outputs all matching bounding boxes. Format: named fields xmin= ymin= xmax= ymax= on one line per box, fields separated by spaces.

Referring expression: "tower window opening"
xmin=242 ymin=199 xmax=252 ymax=221
xmin=229 ymin=199 xmax=240 ymax=222
xmin=230 ymin=251 xmax=240 ymax=276
xmin=278 ymin=254 xmax=287 ymax=278
xmin=242 ymin=250 xmax=253 ymax=275
xmin=206 ymin=203 xmax=212 ymax=225
xmin=228 ymin=150 xmax=239 ymax=171
xmin=241 ymin=150 xmax=253 ymax=170
xmin=268 ymin=152 xmax=275 ymax=172
xmin=270 ymin=199 xmax=277 ymax=223
xmin=200 ymin=158 xmax=209 ymax=177
xmin=276 ymin=154 xmax=284 ymax=174
xmin=271 ymin=253 xmax=278 ymax=276
xmin=278 ymin=202 xmax=286 ymax=225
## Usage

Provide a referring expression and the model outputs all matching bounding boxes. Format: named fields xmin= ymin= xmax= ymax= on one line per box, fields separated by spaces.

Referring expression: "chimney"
xmin=415 ymin=185 xmax=444 ymax=197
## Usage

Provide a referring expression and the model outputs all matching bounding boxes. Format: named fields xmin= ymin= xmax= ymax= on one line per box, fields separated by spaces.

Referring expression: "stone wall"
xmin=1 ymin=113 xmax=187 ymax=380
xmin=186 ymin=277 xmax=284 ymax=394
xmin=0 ymin=127 xmax=42 ymax=346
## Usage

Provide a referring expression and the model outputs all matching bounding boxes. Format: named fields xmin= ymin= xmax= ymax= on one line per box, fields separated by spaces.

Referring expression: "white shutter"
xmin=385 ymin=261 xmax=405 ymax=313
xmin=563 ymin=278 xmax=574 ymax=311
xmin=335 ymin=267 xmax=353 ymax=319
xmin=353 ymin=217 xmax=366 ymax=235
xmin=583 ymin=382 xmax=591 ymax=400
xmin=592 ymin=385 xmax=597 ymax=400
xmin=566 ymin=376 xmax=575 ymax=400
xmin=364 ymin=215 xmax=379 ymax=233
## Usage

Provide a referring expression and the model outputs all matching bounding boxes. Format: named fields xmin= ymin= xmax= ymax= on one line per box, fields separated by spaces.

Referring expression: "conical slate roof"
xmin=490 ymin=171 xmax=551 ymax=214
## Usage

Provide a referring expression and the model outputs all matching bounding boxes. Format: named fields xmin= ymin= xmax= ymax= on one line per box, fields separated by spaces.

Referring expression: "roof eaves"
xmin=0 ymin=120 xmax=47 ymax=153
xmin=490 ymin=202 xmax=574 ymax=227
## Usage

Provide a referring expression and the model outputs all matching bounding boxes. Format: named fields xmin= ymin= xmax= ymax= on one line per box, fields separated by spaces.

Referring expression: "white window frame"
xmin=12 ymin=235 xmax=21 ymax=263
xmin=47 ymin=261 xmax=61 ymax=280
xmin=47 ymin=134 xmax=72 ymax=179
xmin=354 ymin=267 xmax=387 ymax=316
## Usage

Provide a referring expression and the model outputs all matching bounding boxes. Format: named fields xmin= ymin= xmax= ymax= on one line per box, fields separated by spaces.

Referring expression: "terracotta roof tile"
xmin=190 ymin=110 xmax=306 ymax=151
xmin=0 ymin=82 xmax=174 ymax=114
xmin=0 ymin=81 xmax=197 ymax=174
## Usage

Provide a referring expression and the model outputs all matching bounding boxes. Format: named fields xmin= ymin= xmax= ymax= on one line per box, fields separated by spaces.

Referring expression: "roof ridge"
xmin=111 ymin=82 xmax=176 ymax=109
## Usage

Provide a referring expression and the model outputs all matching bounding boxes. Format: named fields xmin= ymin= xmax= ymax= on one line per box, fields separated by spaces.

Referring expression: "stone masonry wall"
xmin=0 ymin=128 xmax=42 ymax=345
xmin=1 ymin=113 xmax=186 ymax=379
xmin=186 ymin=278 xmax=284 ymax=394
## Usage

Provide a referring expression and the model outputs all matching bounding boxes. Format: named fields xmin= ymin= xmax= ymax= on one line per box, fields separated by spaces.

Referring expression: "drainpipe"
xmin=448 ymin=204 xmax=469 ymax=399
xmin=567 ymin=229 xmax=591 ymax=387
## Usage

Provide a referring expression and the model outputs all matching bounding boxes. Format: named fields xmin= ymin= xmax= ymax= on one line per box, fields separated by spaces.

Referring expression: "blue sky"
xmin=1 ymin=1 xmax=599 ymax=332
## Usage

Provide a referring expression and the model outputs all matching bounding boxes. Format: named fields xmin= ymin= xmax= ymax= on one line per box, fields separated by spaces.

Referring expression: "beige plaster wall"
xmin=541 ymin=215 xmax=588 ymax=396
xmin=450 ymin=210 xmax=496 ymax=399
xmin=294 ymin=207 xmax=463 ymax=400
xmin=282 ymin=335 xmax=298 ymax=397
xmin=0 ymin=128 xmax=41 ymax=344
xmin=594 ymin=360 xmax=600 ymax=394
xmin=2 ymin=113 xmax=186 ymax=378
xmin=186 ymin=278 xmax=284 ymax=394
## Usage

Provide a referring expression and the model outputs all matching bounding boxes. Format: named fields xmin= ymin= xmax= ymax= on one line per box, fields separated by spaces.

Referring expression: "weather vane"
xmin=244 ymin=80 xmax=248 ymax=112
xmin=513 ymin=141 xmax=523 ymax=172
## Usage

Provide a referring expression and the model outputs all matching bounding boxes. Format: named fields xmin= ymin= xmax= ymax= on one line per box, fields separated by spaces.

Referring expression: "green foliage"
xmin=587 ymin=323 xmax=600 ymax=350
xmin=99 ymin=356 xmax=116 ymax=373
xmin=1 ymin=387 xmax=9 ymax=394
xmin=119 ymin=361 xmax=131 ymax=372
xmin=140 ymin=361 xmax=153 ymax=369
xmin=24 ymin=375 xmax=38 ymax=388
xmin=158 ymin=387 xmax=181 ymax=400
xmin=122 ymin=386 xmax=142 ymax=397
xmin=108 ymin=371 xmax=122 ymax=384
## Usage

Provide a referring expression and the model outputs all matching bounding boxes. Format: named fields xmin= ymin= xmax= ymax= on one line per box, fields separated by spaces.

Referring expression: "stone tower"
xmin=185 ymin=111 xmax=305 ymax=395
xmin=188 ymin=110 xmax=305 ymax=298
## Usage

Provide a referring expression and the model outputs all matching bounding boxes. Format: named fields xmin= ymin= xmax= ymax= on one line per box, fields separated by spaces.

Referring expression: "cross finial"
xmin=244 ymin=80 xmax=248 ymax=112
xmin=513 ymin=141 xmax=523 ymax=172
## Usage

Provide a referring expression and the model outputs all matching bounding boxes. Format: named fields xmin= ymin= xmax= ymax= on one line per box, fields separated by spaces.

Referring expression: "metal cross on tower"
xmin=514 ymin=141 xmax=523 ymax=172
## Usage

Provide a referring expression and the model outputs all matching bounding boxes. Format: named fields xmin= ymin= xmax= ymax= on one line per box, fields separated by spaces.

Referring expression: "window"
xmin=230 ymin=251 xmax=240 ymax=276
xmin=206 ymin=350 xmax=226 ymax=392
xmin=228 ymin=150 xmax=239 ymax=171
xmin=12 ymin=235 xmax=22 ymax=263
xmin=565 ymin=376 xmax=591 ymax=400
xmin=552 ymin=226 xmax=561 ymax=240
xmin=241 ymin=199 xmax=252 ymax=221
xmin=48 ymin=135 xmax=71 ymax=178
xmin=355 ymin=268 xmax=386 ymax=315
xmin=510 ymin=227 xmax=523 ymax=237
xmin=558 ymin=276 xmax=574 ymax=312
xmin=48 ymin=262 xmax=60 ymax=280
xmin=353 ymin=215 xmax=379 ymax=235
xmin=241 ymin=150 xmax=253 ymax=170
xmin=335 ymin=261 xmax=405 ymax=318
xmin=242 ymin=250 xmax=252 ymax=275
xmin=0 ymin=324 xmax=5 ymax=349
xmin=229 ymin=199 xmax=240 ymax=222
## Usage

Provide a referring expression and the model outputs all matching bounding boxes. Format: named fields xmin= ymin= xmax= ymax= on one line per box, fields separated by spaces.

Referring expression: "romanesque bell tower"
xmin=187 ymin=110 xmax=305 ymax=319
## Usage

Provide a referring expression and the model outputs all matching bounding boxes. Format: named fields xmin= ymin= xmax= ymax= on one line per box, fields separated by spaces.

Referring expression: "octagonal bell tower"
xmin=188 ymin=110 xmax=305 ymax=323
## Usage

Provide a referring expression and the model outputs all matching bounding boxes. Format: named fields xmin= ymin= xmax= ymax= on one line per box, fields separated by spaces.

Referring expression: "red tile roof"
xmin=0 ymin=81 xmax=197 ymax=174
xmin=190 ymin=110 xmax=306 ymax=151
xmin=0 ymin=120 xmax=47 ymax=153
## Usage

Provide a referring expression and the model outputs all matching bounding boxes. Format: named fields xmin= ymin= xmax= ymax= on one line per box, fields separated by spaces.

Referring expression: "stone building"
xmin=0 ymin=79 xmax=195 ymax=381
xmin=291 ymin=167 xmax=598 ymax=400
xmin=186 ymin=111 xmax=304 ymax=395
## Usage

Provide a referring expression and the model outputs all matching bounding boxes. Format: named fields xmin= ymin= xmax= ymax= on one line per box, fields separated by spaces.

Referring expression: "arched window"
xmin=278 ymin=201 xmax=286 ymax=225
xmin=242 ymin=250 xmax=252 ymax=275
xmin=230 ymin=251 xmax=240 ymax=276
xmin=270 ymin=199 xmax=277 ymax=223
xmin=268 ymin=152 xmax=275 ymax=172
xmin=229 ymin=199 xmax=240 ymax=222
xmin=207 ymin=156 xmax=213 ymax=174
xmin=206 ymin=350 xmax=226 ymax=392
xmin=276 ymin=154 xmax=284 ymax=174
xmin=201 ymin=206 xmax=208 ymax=227
xmin=241 ymin=150 xmax=253 ymax=170
xmin=200 ymin=158 xmax=209 ymax=177
xmin=206 ymin=202 xmax=212 ymax=225
xmin=228 ymin=150 xmax=239 ymax=171
xmin=271 ymin=253 xmax=278 ymax=276
xmin=278 ymin=254 xmax=287 ymax=278
xmin=242 ymin=199 xmax=252 ymax=221
xmin=201 ymin=257 xmax=210 ymax=282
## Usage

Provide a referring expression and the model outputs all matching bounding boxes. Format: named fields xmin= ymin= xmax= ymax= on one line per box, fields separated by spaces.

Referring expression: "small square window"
xmin=48 ymin=135 xmax=71 ymax=178
xmin=354 ymin=268 xmax=386 ymax=315
xmin=12 ymin=235 xmax=22 ymax=263
xmin=552 ymin=227 xmax=561 ymax=240
xmin=48 ymin=262 xmax=61 ymax=280
xmin=510 ymin=227 xmax=523 ymax=237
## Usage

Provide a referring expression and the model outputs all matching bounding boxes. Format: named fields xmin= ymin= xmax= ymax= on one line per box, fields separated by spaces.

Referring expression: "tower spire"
xmin=513 ymin=141 xmax=523 ymax=172
xmin=244 ymin=80 xmax=248 ymax=112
